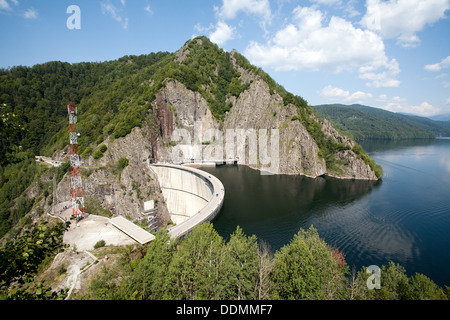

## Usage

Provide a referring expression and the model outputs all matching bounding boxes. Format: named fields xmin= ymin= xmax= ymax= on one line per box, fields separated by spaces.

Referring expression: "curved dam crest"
xmin=149 ymin=163 xmax=225 ymax=239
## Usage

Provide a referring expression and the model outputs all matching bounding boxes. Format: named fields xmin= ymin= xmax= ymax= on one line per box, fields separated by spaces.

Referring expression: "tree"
xmin=271 ymin=226 xmax=348 ymax=300
xmin=125 ymin=230 xmax=174 ymax=299
xmin=164 ymin=223 xmax=225 ymax=300
xmin=409 ymin=273 xmax=447 ymax=300
xmin=350 ymin=262 xmax=446 ymax=300
xmin=222 ymin=226 xmax=259 ymax=300
xmin=0 ymin=103 xmax=25 ymax=165
xmin=0 ymin=221 xmax=69 ymax=299
xmin=255 ymin=241 xmax=274 ymax=300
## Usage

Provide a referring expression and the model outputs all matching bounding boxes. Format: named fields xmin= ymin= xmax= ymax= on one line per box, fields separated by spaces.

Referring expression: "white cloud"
xmin=23 ymin=8 xmax=37 ymax=19
xmin=311 ymin=0 xmax=341 ymax=5
xmin=361 ymin=0 xmax=450 ymax=47
xmin=378 ymin=96 xmax=441 ymax=117
xmin=144 ymin=5 xmax=153 ymax=15
xmin=210 ymin=21 xmax=236 ymax=46
xmin=101 ymin=1 xmax=128 ymax=29
xmin=425 ymin=55 xmax=450 ymax=72
xmin=321 ymin=85 xmax=373 ymax=102
xmin=359 ymin=58 xmax=401 ymax=88
xmin=245 ymin=6 xmax=400 ymax=87
xmin=215 ymin=0 xmax=271 ymax=21
xmin=0 ymin=0 xmax=10 ymax=10
xmin=0 ymin=0 xmax=19 ymax=11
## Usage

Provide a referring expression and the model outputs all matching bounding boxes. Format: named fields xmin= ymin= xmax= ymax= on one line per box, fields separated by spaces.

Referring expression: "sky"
xmin=1 ymin=0 xmax=450 ymax=118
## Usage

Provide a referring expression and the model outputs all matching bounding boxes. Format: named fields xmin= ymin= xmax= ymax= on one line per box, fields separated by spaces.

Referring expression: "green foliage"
xmin=0 ymin=159 xmax=38 ymax=237
xmin=6 ymin=280 xmax=68 ymax=300
xmin=351 ymin=262 xmax=448 ymax=300
xmin=94 ymin=240 xmax=106 ymax=249
xmin=86 ymin=223 xmax=448 ymax=301
xmin=93 ymin=144 xmax=107 ymax=160
xmin=0 ymin=221 xmax=69 ymax=299
xmin=0 ymin=103 xmax=26 ymax=165
xmin=178 ymin=37 xmax=251 ymax=121
xmin=117 ymin=157 xmax=129 ymax=170
xmin=0 ymin=52 xmax=171 ymax=236
xmin=56 ymin=160 xmax=70 ymax=183
xmin=313 ymin=104 xmax=443 ymax=140
xmin=295 ymin=107 xmax=341 ymax=169
xmin=85 ymin=196 xmax=112 ymax=218
xmin=291 ymin=104 xmax=383 ymax=178
xmin=122 ymin=230 xmax=174 ymax=300
xmin=271 ymin=226 xmax=348 ymax=300
xmin=352 ymin=143 xmax=383 ymax=179
xmin=163 ymin=223 xmax=225 ymax=299
xmin=223 ymin=226 xmax=259 ymax=300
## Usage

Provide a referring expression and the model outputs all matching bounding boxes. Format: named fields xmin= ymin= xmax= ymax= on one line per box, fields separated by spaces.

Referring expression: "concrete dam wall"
xmin=149 ymin=164 xmax=225 ymax=239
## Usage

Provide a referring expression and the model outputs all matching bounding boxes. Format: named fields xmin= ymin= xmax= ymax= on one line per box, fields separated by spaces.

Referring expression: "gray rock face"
xmin=152 ymin=76 xmax=377 ymax=180
xmin=56 ymin=127 xmax=171 ymax=225
xmin=54 ymin=47 xmax=378 ymax=227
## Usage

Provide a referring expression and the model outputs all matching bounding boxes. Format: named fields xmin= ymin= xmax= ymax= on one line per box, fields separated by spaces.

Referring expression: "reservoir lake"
xmin=202 ymin=138 xmax=450 ymax=287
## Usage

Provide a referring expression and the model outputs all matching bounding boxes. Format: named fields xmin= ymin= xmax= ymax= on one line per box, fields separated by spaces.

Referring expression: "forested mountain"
xmin=430 ymin=113 xmax=450 ymax=122
xmin=0 ymin=52 xmax=171 ymax=236
xmin=0 ymin=37 xmax=383 ymax=238
xmin=313 ymin=104 xmax=450 ymax=140
xmin=2 ymin=36 xmax=450 ymax=301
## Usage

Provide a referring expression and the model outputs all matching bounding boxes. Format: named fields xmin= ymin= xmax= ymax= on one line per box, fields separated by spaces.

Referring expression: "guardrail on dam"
xmin=149 ymin=163 xmax=225 ymax=239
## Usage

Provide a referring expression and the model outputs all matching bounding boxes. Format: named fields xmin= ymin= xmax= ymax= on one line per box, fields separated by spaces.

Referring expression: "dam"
xmin=149 ymin=163 xmax=225 ymax=239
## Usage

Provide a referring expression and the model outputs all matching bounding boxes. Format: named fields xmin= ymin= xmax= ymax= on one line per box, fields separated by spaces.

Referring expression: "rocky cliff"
xmin=150 ymin=39 xmax=380 ymax=180
xmin=54 ymin=126 xmax=171 ymax=227
xmin=48 ymin=37 xmax=379 ymax=229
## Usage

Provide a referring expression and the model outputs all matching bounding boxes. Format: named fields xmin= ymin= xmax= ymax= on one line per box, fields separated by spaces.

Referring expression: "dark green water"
xmin=202 ymin=138 xmax=450 ymax=287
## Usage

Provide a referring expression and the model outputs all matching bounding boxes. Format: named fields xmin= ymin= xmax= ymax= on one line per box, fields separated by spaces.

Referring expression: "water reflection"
xmin=359 ymin=138 xmax=436 ymax=153
xmin=201 ymin=165 xmax=379 ymax=250
xmin=201 ymin=138 xmax=450 ymax=286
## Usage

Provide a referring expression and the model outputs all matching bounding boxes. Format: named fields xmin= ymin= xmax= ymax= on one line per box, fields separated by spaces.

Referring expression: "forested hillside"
xmin=0 ymin=36 xmax=446 ymax=300
xmin=84 ymin=223 xmax=449 ymax=300
xmin=1 ymin=37 xmax=383 ymax=239
xmin=0 ymin=52 xmax=170 ymax=237
xmin=313 ymin=104 xmax=450 ymax=140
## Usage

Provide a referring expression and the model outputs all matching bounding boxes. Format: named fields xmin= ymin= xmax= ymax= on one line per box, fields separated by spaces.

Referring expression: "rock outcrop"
xmin=152 ymin=69 xmax=377 ymax=180
xmin=56 ymin=127 xmax=171 ymax=226
xmin=51 ymin=38 xmax=379 ymax=229
xmin=321 ymin=119 xmax=378 ymax=180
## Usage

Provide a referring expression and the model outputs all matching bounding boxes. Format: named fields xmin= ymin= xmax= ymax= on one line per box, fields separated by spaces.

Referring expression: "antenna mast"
xmin=67 ymin=102 xmax=86 ymax=221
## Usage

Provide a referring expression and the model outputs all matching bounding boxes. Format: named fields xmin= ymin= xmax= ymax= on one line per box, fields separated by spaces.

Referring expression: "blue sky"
xmin=1 ymin=0 xmax=450 ymax=117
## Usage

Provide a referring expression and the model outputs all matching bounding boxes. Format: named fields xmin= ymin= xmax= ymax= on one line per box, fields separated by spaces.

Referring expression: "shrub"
xmin=93 ymin=149 xmax=104 ymax=160
xmin=93 ymin=144 xmax=107 ymax=160
xmin=94 ymin=240 xmax=106 ymax=249
xmin=117 ymin=157 xmax=129 ymax=170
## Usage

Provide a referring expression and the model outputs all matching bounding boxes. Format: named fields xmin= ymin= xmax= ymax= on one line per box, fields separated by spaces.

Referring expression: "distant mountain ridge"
xmin=312 ymin=104 xmax=450 ymax=140
xmin=429 ymin=113 xmax=450 ymax=122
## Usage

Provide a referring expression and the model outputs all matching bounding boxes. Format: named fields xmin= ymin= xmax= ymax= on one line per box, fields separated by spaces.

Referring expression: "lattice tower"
xmin=67 ymin=102 xmax=85 ymax=221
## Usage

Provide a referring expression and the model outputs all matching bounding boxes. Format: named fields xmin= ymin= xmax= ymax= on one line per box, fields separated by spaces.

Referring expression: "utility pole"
xmin=67 ymin=102 xmax=85 ymax=221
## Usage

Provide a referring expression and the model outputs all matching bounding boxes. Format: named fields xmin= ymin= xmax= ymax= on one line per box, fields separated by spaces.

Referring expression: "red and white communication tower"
xmin=67 ymin=102 xmax=86 ymax=221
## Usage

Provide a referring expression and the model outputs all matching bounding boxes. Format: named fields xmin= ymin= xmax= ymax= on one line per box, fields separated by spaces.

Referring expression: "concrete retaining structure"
xmin=149 ymin=163 xmax=225 ymax=239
